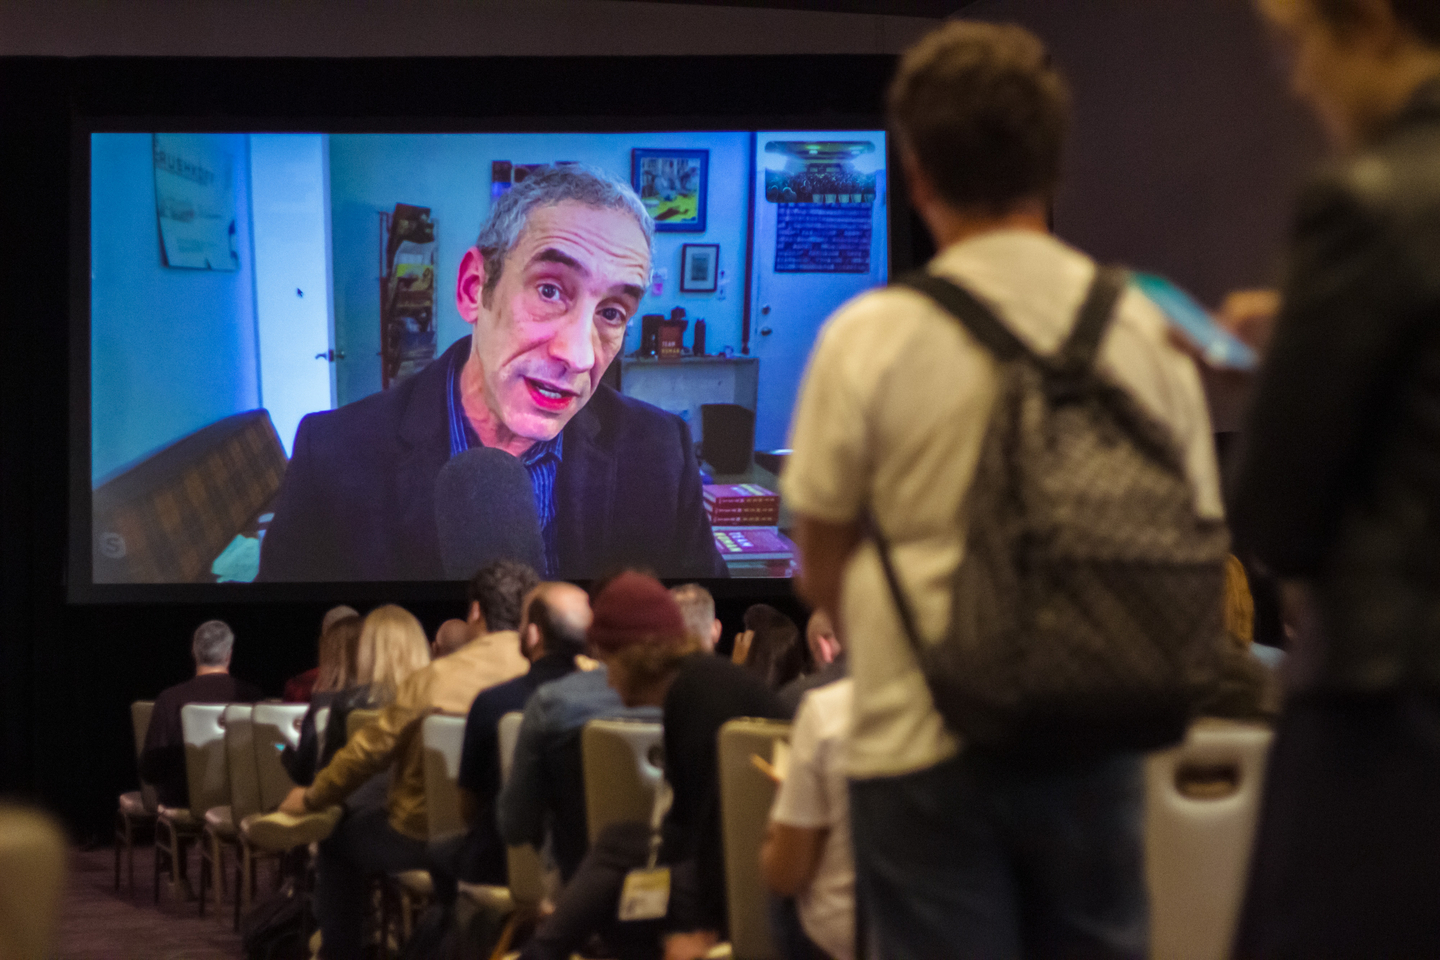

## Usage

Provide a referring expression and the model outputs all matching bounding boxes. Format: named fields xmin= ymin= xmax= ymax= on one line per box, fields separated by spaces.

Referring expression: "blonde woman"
xmin=318 ymin=606 xmax=431 ymax=779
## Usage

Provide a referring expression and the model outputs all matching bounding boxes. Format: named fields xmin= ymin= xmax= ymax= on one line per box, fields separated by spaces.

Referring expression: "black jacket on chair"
xmin=1232 ymin=79 xmax=1440 ymax=694
xmin=257 ymin=336 xmax=727 ymax=582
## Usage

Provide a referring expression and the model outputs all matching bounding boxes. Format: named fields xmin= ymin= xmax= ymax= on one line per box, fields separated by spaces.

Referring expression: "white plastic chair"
xmin=198 ymin=704 xmax=256 ymax=920
xmin=422 ymin=714 xmax=468 ymax=842
xmin=580 ymin=718 xmax=664 ymax=843
xmin=251 ymin=702 xmax=306 ymax=812
xmin=1146 ymin=720 xmax=1274 ymax=960
xmin=718 ymin=718 xmax=790 ymax=960
xmin=154 ymin=704 xmax=229 ymax=903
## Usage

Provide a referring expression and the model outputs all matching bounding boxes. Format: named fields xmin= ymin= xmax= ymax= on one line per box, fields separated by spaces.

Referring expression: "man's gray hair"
xmin=475 ymin=164 xmax=655 ymax=303
xmin=192 ymin=619 xmax=235 ymax=667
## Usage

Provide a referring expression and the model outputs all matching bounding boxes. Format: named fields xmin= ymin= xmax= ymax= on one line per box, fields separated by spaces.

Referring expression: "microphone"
xmin=434 ymin=447 xmax=546 ymax=580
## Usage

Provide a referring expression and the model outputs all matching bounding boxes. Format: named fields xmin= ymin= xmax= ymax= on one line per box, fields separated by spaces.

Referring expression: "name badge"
xmin=618 ymin=866 xmax=671 ymax=922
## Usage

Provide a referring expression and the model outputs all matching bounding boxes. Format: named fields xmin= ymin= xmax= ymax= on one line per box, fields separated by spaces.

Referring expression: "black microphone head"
xmin=434 ymin=447 xmax=546 ymax=581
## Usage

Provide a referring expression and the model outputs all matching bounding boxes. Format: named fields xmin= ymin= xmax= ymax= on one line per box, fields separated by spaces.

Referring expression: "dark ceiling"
xmin=613 ymin=0 xmax=971 ymax=16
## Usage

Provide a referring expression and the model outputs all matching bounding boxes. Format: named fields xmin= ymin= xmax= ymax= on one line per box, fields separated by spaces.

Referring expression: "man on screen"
xmin=259 ymin=165 xmax=726 ymax=581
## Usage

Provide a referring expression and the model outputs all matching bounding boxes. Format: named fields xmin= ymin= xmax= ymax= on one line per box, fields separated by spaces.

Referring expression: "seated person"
xmin=140 ymin=620 xmax=262 ymax=809
xmin=433 ymin=618 xmax=473 ymax=659
xmin=277 ymin=561 xmax=537 ymax=960
xmin=762 ymin=678 xmax=855 ymax=960
xmin=670 ymin=583 xmax=723 ymax=653
xmin=498 ymin=577 xmax=660 ymax=883
xmin=257 ymin=164 xmax=726 ymax=581
xmin=454 ymin=580 xmax=593 ymax=885
xmin=281 ymin=613 xmax=364 ymax=786
xmin=733 ymin=603 xmax=807 ymax=692
xmin=282 ymin=605 xmax=359 ymax=702
xmin=778 ymin=610 xmax=844 ymax=716
xmin=518 ymin=572 xmax=787 ymax=960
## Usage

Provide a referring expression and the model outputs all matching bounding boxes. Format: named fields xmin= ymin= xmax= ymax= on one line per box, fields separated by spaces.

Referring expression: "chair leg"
xmin=198 ymin=838 xmax=208 ymax=918
xmin=153 ymin=822 xmax=165 ymax=904
xmin=113 ymin=813 xmax=124 ymax=892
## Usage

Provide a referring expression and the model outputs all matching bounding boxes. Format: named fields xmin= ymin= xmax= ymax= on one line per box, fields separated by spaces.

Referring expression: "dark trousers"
xmin=850 ymin=750 xmax=1147 ymax=960
xmin=1234 ymin=693 xmax=1440 ymax=959
xmin=315 ymin=798 xmax=428 ymax=960
xmin=519 ymin=821 xmax=707 ymax=960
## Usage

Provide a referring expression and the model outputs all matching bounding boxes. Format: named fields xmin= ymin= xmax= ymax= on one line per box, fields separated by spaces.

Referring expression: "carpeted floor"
xmin=55 ymin=842 xmax=250 ymax=960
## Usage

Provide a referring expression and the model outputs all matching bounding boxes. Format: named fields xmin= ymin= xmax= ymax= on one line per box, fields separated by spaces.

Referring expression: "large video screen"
xmin=87 ymin=130 xmax=888 ymax=585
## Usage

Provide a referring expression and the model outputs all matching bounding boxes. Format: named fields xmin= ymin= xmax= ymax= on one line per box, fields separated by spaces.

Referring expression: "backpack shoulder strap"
xmin=1058 ymin=266 xmax=1130 ymax=374
xmin=894 ymin=270 xmax=1032 ymax=363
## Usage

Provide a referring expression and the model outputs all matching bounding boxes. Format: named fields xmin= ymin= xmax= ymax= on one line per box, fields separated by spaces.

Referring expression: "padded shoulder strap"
xmin=894 ymin=270 xmax=1031 ymax=363
xmin=1059 ymin=266 xmax=1130 ymax=374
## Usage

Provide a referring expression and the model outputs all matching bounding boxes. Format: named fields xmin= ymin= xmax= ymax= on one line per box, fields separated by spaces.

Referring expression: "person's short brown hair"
xmin=888 ymin=21 xmax=1069 ymax=213
xmin=1312 ymin=0 xmax=1440 ymax=45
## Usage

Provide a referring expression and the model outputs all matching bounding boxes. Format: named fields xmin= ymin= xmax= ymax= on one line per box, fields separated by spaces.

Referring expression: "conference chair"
xmin=1146 ymin=719 xmax=1274 ymax=960
xmin=0 ymin=804 xmax=67 ymax=960
xmin=155 ymin=704 xmax=229 ymax=904
xmin=314 ymin=705 xmax=331 ymax=744
xmin=392 ymin=714 xmax=469 ymax=940
xmin=580 ymin=718 xmax=665 ymax=843
xmin=115 ymin=699 xmax=157 ymax=894
xmin=347 ymin=707 xmax=380 ymax=741
xmin=718 ymin=718 xmax=791 ymax=960
xmin=198 ymin=704 xmax=258 ymax=920
xmin=236 ymin=702 xmax=308 ymax=909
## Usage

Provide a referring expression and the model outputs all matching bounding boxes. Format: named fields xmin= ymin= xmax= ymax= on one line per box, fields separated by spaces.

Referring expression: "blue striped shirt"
xmin=446 ymin=349 xmax=563 ymax=577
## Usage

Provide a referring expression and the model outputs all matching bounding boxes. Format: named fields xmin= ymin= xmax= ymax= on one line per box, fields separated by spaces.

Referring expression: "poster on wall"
xmin=765 ymin=140 xmax=876 ymax=274
xmin=152 ymin=133 xmax=239 ymax=271
xmin=632 ymin=148 xmax=708 ymax=232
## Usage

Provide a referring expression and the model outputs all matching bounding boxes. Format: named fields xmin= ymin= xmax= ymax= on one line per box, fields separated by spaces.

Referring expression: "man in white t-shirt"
xmin=783 ymin=22 xmax=1222 ymax=960
xmin=762 ymin=678 xmax=854 ymax=960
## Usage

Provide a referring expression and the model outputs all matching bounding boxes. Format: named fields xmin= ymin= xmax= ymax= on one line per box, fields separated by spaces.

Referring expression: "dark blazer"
xmin=1231 ymin=79 xmax=1440 ymax=693
xmin=258 ymin=337 xmax=727 ymax=581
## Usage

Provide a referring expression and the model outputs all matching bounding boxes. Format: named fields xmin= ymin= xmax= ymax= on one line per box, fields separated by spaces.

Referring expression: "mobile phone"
xmin=1132 ymin=272 xmax=1258 ymax=372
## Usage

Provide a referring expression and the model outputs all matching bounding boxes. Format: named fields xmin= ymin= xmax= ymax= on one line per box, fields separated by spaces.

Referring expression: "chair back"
xmin=422 ymin=715 xmax=468 ymax=841
xmin=347 ymin=708 xmax=381 ymax=742
xmin=179 ymin=704 xmax=231 ymax=815
xmin=223 ymin=705 xmax=262 ymax=821
xmin=130 ymin=700 xmax=158 ymax=813
xmin=498 ymin=710 xmax=544 ymax=907
xmin=1146 ymin=720 xmax=1274 ymax=960
xmin=719 ymin=718 xmax=791 ymax=960
xmin=581 ymin=718 xmax=664 ymax=843
xmin=0 ymin=804 xmax=67 ymax=960
xmin=314 ymin=706 xmax=331 ymax=743
xmin=252 ymin=703 xmax=307 ymax=811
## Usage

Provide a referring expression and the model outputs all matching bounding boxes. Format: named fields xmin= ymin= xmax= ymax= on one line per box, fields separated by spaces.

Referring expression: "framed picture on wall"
xmin=680 ymin=243 xmax=720 ymax=293
xmin=632 ymin=148 xmax=708 ymax=232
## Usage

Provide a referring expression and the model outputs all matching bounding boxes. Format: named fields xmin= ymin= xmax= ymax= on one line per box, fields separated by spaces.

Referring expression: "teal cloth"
xmin=211 ymin=534 xmax=261 ymax=583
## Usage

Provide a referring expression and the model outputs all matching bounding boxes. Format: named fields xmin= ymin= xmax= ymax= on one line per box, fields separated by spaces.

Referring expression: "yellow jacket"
xmin=305 ymin=629 xmax=528 ymax=839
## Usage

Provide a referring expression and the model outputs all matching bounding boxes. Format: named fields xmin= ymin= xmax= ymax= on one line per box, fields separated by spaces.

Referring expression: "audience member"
xmin=432 ymin=618 xmax=473 ymax=659
xmin=454 ymin=581 xmax=593 ymax=885
xmin=1228 ymin=2 xmax=1440 ymax=955
xmin=276 ymin=561 xmax=537 ymax=960
xmin=282 ymin=605 xmax=360 ymax=702
xmin=139 ymin=620 xmax=262 ymax=808
xmin=318 ymin=605 xmax=434 ymax=777
xmin=733 ymin=603 xmax=806 ymax=692
xmin=517 ymin=572 xmax=786 ymax=960
xmin=498 ymin=578 xmax=660 ymax=883
xmin=778 ymin=611 xmax=844 ymax=716
xmin=785 ymin=22 xmax=1221 ymax=959
xmin=281 ymin=614 xmax=364 ymax=786
xmin=670 ymin=582 xmax=722 ymax=652
xmin=762 ymin=678 xmax=855 ymax=960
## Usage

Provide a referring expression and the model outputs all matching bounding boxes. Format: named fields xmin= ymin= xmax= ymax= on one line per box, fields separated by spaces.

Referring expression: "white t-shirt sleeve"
xmin=770 ymin=690 xmax=834 ymax=830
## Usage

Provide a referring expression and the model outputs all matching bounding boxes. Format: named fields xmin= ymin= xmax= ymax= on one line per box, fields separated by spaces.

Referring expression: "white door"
xmin=748 ymin=130 xmax=888 ymax=452
xmin=249 ymin=133 xmax=338 ymax=456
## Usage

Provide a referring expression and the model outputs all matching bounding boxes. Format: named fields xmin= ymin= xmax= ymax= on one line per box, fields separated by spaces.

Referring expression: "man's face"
xmin=456 ymin=201 xmax=650 ymax=445
xmin=1259 ymin=0 xmax=1401 ymax=148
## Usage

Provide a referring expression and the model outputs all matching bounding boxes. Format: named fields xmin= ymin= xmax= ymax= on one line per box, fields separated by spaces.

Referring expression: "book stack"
xmin=704 ymin=484 xmax=794 ymax=576
xmin=703 ymin=484 xmax=781 ymax=526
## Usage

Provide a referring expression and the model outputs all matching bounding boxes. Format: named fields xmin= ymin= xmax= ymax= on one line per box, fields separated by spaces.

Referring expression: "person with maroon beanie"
xmin=518 ymin=572 xmax=786 ymax=960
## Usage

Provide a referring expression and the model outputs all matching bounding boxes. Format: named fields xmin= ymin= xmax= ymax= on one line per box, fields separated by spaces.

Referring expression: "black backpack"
xmin=875 ymin=267 xmax=1228 ymax=759
xmin=240 ymin=877 xmax=311 ymax=960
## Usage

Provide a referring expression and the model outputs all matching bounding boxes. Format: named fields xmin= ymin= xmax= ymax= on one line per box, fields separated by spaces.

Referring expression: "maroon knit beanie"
xmin=588 ymin=571 xmax=687 ymax=655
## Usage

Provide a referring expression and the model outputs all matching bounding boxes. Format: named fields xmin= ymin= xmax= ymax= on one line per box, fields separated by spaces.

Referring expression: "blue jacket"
xmin=258 ymin=337 xmax=727 ymax=581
